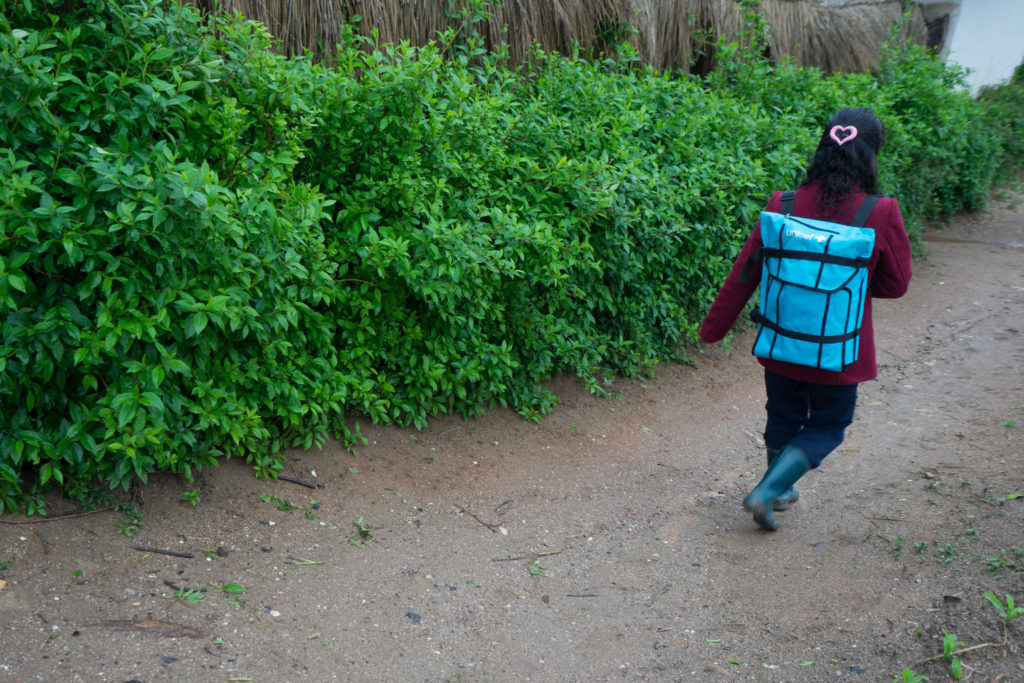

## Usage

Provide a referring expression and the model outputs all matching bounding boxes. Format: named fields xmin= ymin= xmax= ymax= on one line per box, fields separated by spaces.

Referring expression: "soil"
xmin=1 ymin=193 xmax=1022 ymax=683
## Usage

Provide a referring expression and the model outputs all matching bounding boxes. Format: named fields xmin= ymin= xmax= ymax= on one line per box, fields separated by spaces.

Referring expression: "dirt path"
xmin=2 ymin=194 xmax=1022 ymax=682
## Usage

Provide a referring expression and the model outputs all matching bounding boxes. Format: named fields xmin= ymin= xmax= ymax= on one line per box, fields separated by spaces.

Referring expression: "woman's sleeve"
xmin=870 ymin=198 xmax=913 ymax=299
xmin=698 ymin=227 xmax=763 ymax=344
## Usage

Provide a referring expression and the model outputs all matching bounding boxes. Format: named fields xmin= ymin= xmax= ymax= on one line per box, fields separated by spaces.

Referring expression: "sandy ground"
xmin=1 ymin=193 xmax=1022 ymax=683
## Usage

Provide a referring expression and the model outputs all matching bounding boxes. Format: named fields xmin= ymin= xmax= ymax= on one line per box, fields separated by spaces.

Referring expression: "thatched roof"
xmin=193 ymin=0 xmax=929 ymax=74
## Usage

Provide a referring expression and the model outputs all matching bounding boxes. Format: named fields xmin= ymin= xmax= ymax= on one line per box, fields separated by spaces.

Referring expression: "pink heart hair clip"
xmin=830 ymin=125 xmax=858 ymax=146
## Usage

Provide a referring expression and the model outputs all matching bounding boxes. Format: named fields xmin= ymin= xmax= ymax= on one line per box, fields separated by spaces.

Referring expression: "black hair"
xmin=799 ymin=107 xmax=885 ymax=216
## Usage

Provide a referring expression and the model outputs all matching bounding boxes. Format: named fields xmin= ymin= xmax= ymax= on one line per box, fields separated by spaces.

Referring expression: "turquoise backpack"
xmin=744 ymin=191 xmax=879 ymax=372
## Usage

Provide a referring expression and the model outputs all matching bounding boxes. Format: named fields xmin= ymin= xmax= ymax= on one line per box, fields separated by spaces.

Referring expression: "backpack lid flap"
xmin=759 ymin=211 xmax=876 ymax=292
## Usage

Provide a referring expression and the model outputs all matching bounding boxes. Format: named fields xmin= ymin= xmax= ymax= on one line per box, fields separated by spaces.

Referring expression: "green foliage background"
xmin=1 ymin=0 xmax=1022 ymax=512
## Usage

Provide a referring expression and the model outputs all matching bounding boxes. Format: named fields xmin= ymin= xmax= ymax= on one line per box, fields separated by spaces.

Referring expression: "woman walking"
xmin=698 ymin=108 xmax=913 ymax=531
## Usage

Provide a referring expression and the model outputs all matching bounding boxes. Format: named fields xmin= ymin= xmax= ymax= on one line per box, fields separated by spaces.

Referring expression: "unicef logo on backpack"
xmin=784 ymin=227 xmax=830 ymax=244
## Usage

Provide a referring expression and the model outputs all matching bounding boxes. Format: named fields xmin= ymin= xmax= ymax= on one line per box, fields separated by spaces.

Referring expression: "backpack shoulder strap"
xmin=850 ymin=194 xmax=882 ymax=227
xmin=780 ymin=190 xmax=796 ymax=215
xmin=742 ymin=192 xmax=881 ymax=283
xmin=781 ymin=191 xmax=882 ymax=227
xmin=741 ymin=191 xmax=793 ymax=283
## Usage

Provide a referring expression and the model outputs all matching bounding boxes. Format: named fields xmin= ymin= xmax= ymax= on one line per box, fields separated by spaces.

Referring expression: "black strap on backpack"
xmin=779 ymin=190 xmax=797 ymax=215
xmin=782 ymin=190 xmax=881 ymax=228
xmin=739 ymin=190 xmax=881 ymax=284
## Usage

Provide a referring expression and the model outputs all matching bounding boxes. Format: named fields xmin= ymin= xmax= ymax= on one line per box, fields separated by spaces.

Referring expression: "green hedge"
xmin=0 ymin=0 xmax=341 ymax=510
xmin=978 ymin=61 xmax=1024 ymax=184
xmin=1 ymin=0 xmax=1022 ymax=512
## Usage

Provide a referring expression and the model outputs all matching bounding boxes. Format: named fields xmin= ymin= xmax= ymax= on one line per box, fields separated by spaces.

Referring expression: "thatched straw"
xmin=194 ymin=0 xmax=928 ymax=73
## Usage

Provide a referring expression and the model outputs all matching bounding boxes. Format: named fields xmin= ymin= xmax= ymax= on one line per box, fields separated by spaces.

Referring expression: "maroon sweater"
xmin=699 ymin=182 xmax=913 ymax=385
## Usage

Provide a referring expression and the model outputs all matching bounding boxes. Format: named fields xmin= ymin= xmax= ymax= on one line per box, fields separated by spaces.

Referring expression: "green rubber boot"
xmin=767 ymin=447 xmax=800 ymax=511
xmin=743 ymin=446 xmax=811 ymax=531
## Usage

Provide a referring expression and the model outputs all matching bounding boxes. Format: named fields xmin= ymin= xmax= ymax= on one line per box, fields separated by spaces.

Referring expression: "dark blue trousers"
xmin=763 ymin=369 xmax=858 ymax=469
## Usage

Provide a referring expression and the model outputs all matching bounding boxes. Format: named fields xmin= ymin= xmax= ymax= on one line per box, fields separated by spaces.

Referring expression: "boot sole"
xmin=742 ymin=494 xmax=779 ymax=531
xmin=772 ymin=488 xmax=799 ymax=511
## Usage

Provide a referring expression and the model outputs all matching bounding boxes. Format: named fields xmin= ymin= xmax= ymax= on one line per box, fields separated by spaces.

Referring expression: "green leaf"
xmin=166 ymin=358 xmax=190 ymax=375
xmin=186 ymin=312 xmax=208 ymax=337
xmin=40 ymin=462 xmax=53 ymax=485
xmin=7 ymin=272 xmax=27 ymax=293
xmin=138 ymin=392 xmax=164 ymax=414
xmin=0 ymin=462 xmax=20 ymax=485
xmin=527 ymin=562 xmax=548 ymax=576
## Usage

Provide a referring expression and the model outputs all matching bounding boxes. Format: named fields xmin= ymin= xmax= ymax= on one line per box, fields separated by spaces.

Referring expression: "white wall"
xmin=943 ymin=0 xmax=1024 ymax=92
